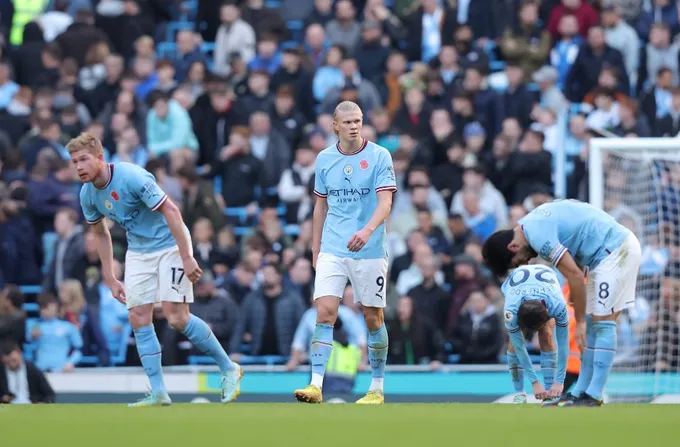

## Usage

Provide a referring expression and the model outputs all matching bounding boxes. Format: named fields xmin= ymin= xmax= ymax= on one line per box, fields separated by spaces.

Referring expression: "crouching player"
xmin=503 ymin=265 xmax=569 ymax=404
xmin=69 ymin=133 xmax=242 ymax=406
xmin=484 ymin=199 xmax=641 ymax=406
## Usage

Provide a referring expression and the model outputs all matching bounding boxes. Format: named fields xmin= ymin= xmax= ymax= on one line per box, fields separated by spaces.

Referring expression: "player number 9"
xmin=375 ymin=276 xmax=385 ymax=299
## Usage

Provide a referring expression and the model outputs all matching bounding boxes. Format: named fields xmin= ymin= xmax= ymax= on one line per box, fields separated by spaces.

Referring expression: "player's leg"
xmin=568 ymin=233 xmax=641 ymax=406
xmin=125 ymin=251 xmax=171 ymax=407
xmin=506 ymin=340 xmax=527 ymax=403
xmin=294 ymin=253 xmax=346 ymax=403
xmin=159 ymin=248 xmax=242 ymax=403
xmin=538 ymin=319 xmax=557 ymax=391
xmin=350 ymin=257 xmax=389 ymax=404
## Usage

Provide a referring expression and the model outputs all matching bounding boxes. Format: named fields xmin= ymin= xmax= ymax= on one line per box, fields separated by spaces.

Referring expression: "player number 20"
xmin=508 ymin=266 xmax=556 ymax=287
xmin=171 ymin=267 xmax=185 ymax=285
xmin=375 ymin=276 xmax=385 ymax=299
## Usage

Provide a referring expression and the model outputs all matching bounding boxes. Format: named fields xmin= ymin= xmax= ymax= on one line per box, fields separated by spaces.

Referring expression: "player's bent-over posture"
xmin=502 ymin=265 xmax=569 ymax=405
xmin=294 ymin=101 xmax=396 ymax=404
xmin=69 ymin=133 xmax=243 ymax=407
xmin=483 ymin=199 xmax=641 ymax=406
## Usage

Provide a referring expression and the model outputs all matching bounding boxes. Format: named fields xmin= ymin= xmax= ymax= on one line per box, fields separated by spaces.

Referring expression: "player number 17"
xmin=171 ymin=267 xmax=185 ymax=285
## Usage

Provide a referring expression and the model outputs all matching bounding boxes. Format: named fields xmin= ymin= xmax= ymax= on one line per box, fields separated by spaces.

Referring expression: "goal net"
xmin=589 ymin=138 xmax=680 ymax=403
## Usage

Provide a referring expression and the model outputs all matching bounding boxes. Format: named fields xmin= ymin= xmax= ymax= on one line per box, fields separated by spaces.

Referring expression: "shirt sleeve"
xmin=505 ymin=310 xmax=539 ymax=383
xmin=375 ymin=150 xmax=397 ymax=193
xmin=80 ymin=188 xmax=104 ymax=224
xmin=313 ymin=160 xmax=327 ymax=198
xmin=128 ymin=167 xmax=168 ymax=211
xmin=521 ymin=215 xmax=568 ymax=267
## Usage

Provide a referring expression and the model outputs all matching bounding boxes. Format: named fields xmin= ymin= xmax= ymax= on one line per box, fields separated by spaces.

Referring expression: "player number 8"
xmin=598 ymin=282 xmax=609 ymax=299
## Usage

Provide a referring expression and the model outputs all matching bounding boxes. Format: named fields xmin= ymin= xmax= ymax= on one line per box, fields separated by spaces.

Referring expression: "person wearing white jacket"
xmin=213 ymin=2 xmax=257 ymax=76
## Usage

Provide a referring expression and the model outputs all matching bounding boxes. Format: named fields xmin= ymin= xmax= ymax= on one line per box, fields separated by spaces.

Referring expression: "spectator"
xmin=449 ymin=291 xmax=503 ymax=364
xmin=602 ymin=5 xmax=639 ymax=84
xmin=500 ymin=1 xmax=551 ymax=80
xmin=0 ymin=286 xmax=26 ymax=346
xmin=565 ymin=25 xmax=629 ymax=102
xmin=325 ymin=0 xmax=361 ymax=55
xmin=387 ymin=296 xmax=446 ymax=367
xmin=214 ymin=1 xmax=257 ymax=77
xmin=229 ymin=263 xmax=305 ymax=359
xmin=146 ymin=90 xmax=199 ymax=161
xmin=0 ymin=342 xmax=56 ymax=404
xmin=174 ymin=30 xmax=208 ymax=83
xmin=42 ymin=207 xmax=86 ymax=295
xmin=404 ymin=0 xmax=456 ymax=63
xmin=26 ymin=293 xmax=83 ymax=372
xmin=547 ymin=0 xmax=599 ymax=41
xmin=58 ymin=279 xmax=110 ymax=366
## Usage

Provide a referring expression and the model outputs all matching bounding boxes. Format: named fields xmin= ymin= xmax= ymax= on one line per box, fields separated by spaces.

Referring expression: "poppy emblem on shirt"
xmin=111 ymin=191 xmax=119 ymax=201
xmin=360 ymin=160 xmax=369 ymax=170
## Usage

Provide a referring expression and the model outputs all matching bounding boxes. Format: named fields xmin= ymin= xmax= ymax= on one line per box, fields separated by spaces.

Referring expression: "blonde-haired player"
xmin=294 ymin=101 xmax=397 ymax=404
xmin=69 ymin=133 xmax=243 ymax=406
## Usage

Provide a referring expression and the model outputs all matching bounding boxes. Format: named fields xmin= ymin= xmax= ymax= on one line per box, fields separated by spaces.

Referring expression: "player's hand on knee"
xmin=182 ymin=257 xmax=203 ymax=283
xmin=547 ymin=383 xmax=563 ymax=398
xmin=532 ymin=381 xmax=546 ymax=399
xmin=347 ymin=228 xmax=372 ymax=252
xmin=105 ymin=279 xmax=126 ymax=304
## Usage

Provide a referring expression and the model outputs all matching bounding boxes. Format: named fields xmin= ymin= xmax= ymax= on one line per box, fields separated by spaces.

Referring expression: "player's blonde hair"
xmin=332 ymin=101 xmax=362 ymax=120
xmin=66 ymin=132 xmax=104 ymax=155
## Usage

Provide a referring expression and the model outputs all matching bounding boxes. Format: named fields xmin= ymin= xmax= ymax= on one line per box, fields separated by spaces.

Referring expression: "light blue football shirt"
xmin=314 ymin=140 xmax=397 ymax=259
xmin=502 ymin=264 xmax=569 ymax=384
xmin=80 ymin=162 xmax=176 ymax=254
xmin=518 ymin=199 xmax=629 ymax=270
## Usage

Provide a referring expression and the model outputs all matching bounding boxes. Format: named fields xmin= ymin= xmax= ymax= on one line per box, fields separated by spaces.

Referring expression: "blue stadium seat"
xmin=22 ymin=303 xmax=39 ymax=313
xmin=489 ymin=61 xmax=506 ymax=72
xmin=284 ymin=224 xmax=300 ymax=236
xmin=19 ymin=285 xmax=42 ymax=295
xmin=286 ymin=20 xmax=304 ymax=41
xmin=265 ymin=0 xmax=281 ymax=8
xmin=156 ymin=42 xmax=178 ymax=60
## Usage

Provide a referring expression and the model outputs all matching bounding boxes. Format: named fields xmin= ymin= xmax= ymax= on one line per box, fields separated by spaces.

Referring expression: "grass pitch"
xmin=2 ymin=403 xmax=678 ymax=447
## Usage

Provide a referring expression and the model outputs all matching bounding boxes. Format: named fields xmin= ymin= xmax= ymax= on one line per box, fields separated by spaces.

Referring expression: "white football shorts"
xmin=586 ymin=231 xmax=641 ymax=317
xmin=124 ymin=244 xmax=195 ymax=309
xmin=314 ymin=252 xmax=388 ymax=308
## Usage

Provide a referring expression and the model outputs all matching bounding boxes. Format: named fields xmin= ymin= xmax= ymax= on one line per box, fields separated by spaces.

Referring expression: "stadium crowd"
xmin=0 ymin=0 xmax=678 ymax=383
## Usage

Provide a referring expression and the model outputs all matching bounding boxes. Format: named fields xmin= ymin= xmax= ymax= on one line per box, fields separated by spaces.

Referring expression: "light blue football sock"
xmin=507 ymin=352 xmax=525 ymax=393
xmin=134 ymin=325 xmax=166 ymax=393
xmin=540 ymin=351 xmax=557 ymax=390
xmin=586 ymin=321 xmax=617 ymax=401
xmin=182 ymin=314 xmax=234 ymax=373
xmin=571 ymin=315 xmax=596 ymax=397
xmin=368 ymin=325 xmax=389 ymax=390
xmin=310 ymin=323 xmax=334 ymax=387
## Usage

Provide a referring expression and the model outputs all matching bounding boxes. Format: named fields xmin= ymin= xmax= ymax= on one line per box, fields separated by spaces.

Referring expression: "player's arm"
xmin=368 ymin=150 xmax=397 ymax=233
xmin=157 ymin=199 xmax=192 ymax=261
xmin=312 ymin=196 xmax=328 ymax=265
xmin=312 ymin=164 xmax=329 ymax=266
xmin=90 ymin=220 xmax=116 ymax=281
xmin=553 ymin=305 xmax=570 ymax=385
xmin=507 ymin=325 xmax=540 ymax=385
xmin=555 ymin=253 xmax=586 ymax=323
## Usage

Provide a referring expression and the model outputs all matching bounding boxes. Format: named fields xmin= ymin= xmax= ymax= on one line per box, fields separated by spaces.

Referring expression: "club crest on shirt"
xmin=360 ymin=159 xmax=369 ymax=169
xmin=104 ymin=199 xmax=113 ymax=210
xmin=344 ymin=165 xmax=353 ymax=175
xmin=505 ymin=311 xmax=514 ymax=322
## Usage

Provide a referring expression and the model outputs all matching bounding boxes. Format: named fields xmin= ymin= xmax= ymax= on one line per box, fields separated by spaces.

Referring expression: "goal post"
xmin=589 ymin=137 xmax=680 ymax=403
